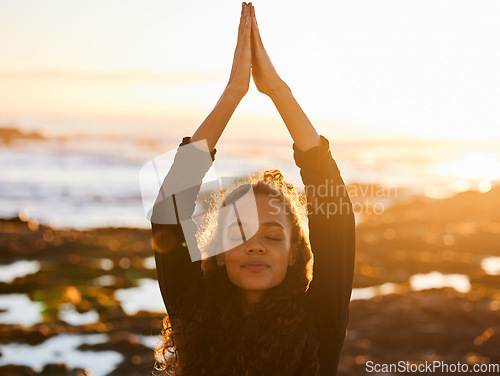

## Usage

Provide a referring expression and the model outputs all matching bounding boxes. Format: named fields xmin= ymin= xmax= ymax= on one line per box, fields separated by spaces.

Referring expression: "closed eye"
xmin=265 ymin=236 xmax=282 ymax=241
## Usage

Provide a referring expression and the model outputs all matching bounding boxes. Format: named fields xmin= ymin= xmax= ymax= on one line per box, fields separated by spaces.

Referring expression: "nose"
xmin=244 ymin=235 xmax=266 ymax=254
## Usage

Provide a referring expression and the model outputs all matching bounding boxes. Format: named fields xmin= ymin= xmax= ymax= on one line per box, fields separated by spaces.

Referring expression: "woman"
xmin=150 ymin=3 xmax=355 ymax=375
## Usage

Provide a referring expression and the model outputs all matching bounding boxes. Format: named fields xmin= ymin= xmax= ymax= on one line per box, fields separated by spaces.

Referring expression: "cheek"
xmin=267 ymin=242 xmax=293 ymax=268
xmin=222 ymin=239 xmax=238 ymax=253
xmin=221 ymin=248 xmax=243 ymax=269
xmin=276 ymin=251 xmax=292 ymax=271
xmin=223 ymin=253 xmax=246 ymax=284
xmin=221 ymin=232 xmax=246 ymax=253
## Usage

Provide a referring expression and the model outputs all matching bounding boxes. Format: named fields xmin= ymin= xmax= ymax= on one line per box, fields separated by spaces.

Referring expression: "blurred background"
xmin=1 ymin=0 xmax=499 ymax=375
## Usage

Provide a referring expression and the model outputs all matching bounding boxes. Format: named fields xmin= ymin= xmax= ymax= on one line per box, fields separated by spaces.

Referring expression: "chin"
xmin=238 ymin=277 xmax=274 ymax=292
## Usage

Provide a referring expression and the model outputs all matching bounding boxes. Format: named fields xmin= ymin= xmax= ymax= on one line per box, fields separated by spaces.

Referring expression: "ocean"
xmin=1 ymin=117 xmax=499 ymax=230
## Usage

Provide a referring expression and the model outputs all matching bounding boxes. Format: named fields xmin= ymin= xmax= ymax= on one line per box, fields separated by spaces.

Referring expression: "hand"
xmin=225 ymin=3 xmax=252 ymax=100
xmin=249 ymin=4 xmax=287 ymax=98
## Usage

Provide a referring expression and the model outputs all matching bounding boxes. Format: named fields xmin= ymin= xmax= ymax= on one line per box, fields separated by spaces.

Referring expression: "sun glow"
xmin=435 ymin=153 xmax=500 ymax=182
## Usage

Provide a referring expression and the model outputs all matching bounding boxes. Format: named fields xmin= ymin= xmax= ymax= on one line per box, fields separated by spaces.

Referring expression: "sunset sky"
xmin=1 ymin=0 xmax=499 ymax=141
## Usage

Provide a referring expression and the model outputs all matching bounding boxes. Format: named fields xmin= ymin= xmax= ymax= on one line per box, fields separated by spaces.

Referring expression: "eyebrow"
xmin=262 ymin=221 xmax=285 ymax=229
xmin=227 ymin=221 xmax=285 ymax=230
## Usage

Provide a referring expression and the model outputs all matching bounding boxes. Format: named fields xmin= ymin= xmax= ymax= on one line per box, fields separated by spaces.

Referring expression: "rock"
xmin=0 ymin=127 xmax=44 ymax=144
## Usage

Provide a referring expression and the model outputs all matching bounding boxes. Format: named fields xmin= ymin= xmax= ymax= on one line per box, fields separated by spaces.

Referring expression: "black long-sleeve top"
xmin=151 ymin=135 xmax=356 ymax=376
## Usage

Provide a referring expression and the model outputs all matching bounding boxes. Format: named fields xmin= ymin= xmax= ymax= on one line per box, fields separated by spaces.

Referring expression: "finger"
xmin=232 ymin=5 xmax=248 ymax=64
xmin=250 ymin=4 xmax=258 ymax=27
xmin=230 ymin=8 xmax=251 ymax=81
xmin=251 ymin=5 xmax=261 ymax=41
xmin=244 ymin=9 xmax=252 ymax=49
xmin=234 ymin=5 xmax=245 ymax=58
xmin=237 ymin=3 xmax=247 ymax=45
xmin=241 ymin=12 xmax=252 ymax=59
xmin=251 ymin=12 xmax=264 ymax=48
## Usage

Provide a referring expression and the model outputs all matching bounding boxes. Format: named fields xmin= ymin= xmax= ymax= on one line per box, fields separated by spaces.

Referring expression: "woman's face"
xmin=216 ymin=192 xmax=295 ymax=296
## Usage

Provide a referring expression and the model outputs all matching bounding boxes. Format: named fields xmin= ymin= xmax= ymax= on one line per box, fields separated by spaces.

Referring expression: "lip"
xmin=241 ymin=259 xmax=270 ymax=271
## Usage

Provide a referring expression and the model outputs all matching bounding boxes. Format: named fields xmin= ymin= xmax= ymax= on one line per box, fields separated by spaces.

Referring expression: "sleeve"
xmin=151 ymin=137 xmax=216 ymax=320
xmin=293 ymin=135 xmax=356 ymax=338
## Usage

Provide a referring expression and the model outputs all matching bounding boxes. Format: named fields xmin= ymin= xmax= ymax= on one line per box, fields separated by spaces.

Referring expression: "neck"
xmin=240 ymin=290 xmax=264 ymax=316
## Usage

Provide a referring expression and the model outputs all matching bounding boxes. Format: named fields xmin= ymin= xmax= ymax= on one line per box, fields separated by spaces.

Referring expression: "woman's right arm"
xmin=151 ymin=2 xmax=253 ymax=320
xmin=151 ymin=87 xmax=243 ymax=318
xmin=191 ymin=2 xmax=253 ymax=151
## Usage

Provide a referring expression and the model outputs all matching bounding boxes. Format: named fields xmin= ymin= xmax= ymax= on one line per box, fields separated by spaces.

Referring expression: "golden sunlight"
xmin=435 ymin=152 xmax=500 ymax=184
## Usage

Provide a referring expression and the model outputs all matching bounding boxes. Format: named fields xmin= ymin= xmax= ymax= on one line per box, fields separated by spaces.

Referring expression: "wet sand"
xmin=1 ymin=186 xmax=500 ymax=375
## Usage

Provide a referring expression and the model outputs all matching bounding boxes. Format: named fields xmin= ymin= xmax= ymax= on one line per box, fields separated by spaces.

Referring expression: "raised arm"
xmin=151 ymin=2 xmax=253 ymax=318
xmin=191 ymin=2 xmax=253 ymax=151
xmin=249 ymin=4 xmax=320 ymax=152
xmin=249 ymin=4 xmax=355 ymax=337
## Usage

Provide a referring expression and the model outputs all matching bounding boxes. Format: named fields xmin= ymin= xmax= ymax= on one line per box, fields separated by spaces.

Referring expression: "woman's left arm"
xmin=293 ymin=137 xmax=356 ymax=337
xmin=249 ymin=4 xmax=320 ymax=153
xmin=249 ymin=4 xmax=355 ymax=337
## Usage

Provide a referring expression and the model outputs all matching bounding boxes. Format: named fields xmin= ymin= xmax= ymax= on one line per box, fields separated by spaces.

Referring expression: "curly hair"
xmin=154 ymin=169 xmax=320 ymax=376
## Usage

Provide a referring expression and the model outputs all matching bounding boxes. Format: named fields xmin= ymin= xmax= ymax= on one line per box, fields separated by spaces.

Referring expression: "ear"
xmin=216 ymin=252 xmax=226 ymax=267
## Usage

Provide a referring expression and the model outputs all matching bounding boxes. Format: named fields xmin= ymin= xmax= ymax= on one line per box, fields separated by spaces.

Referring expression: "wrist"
xmin=268 ymin=81 xmax=292 ymax=101
xmin=223 ymin=85 xmax=246 ymax=103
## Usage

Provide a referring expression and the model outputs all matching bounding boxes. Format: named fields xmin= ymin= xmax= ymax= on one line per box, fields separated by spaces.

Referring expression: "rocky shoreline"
xmin=0 ymin=128 xmax=44 ymax=144
xmin=1 ymin=186 xmax=500 ymax=375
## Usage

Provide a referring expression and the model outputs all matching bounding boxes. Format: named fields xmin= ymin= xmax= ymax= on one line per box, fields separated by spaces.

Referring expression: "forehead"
xmin=254 ymin=193 xmax=287 ymax=224
xmin=222 ymin=192 xmax=289 ymax=230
